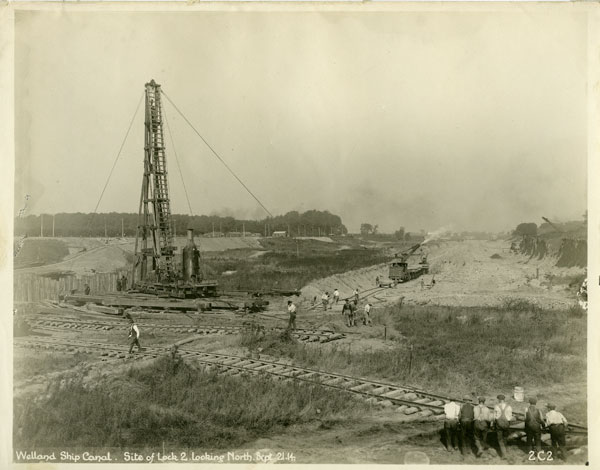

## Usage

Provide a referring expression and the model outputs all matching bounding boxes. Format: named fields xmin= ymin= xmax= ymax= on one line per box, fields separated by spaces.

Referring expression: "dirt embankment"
xmin=518 ymin=235 xmax=586 ymax=268
xmin=302 ymin=239 xmax=584 ymax=310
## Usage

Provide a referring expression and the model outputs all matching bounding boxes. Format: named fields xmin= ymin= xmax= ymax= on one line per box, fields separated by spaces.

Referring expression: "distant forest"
xmin=14 ymin=210 xmax=348 ymax=238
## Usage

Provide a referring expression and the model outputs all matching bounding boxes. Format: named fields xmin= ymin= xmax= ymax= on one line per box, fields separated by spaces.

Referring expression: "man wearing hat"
xmin=128 ymin=317 xmax=142 ymax=354
xmin=459 ymin=394 xmax=476 ymax=456
xmin=287 ymin=300 xmax=297 ymax=331
xmin=473 ymin=397 xmax=493 ymax=456
xmin=525 ymin=397 xmax=545 ymax=453
xmin=493 ymin=394 xmax=513 ymax=459
xmin=545 ymin=403 xmax=568 ymax=460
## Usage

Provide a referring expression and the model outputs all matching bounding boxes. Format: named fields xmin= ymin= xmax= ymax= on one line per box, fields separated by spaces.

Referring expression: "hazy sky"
xmin=14 ymin=8 xmax=588 ymax=233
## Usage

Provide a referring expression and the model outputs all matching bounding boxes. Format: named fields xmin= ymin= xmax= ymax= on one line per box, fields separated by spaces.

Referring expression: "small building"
xmin=272 ymin=231 xmax=287 ymax=238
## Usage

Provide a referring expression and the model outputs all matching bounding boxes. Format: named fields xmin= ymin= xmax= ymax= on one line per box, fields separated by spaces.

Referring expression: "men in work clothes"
xmin=375 ymin=276 xmax=380 ymax=287
xmin=321 ymin=292 xmax=330 ymax=311
xmin=363 ymin=303 xmax=372 ymax=326
xmin=524 ymin=397 xmax=544 ymax=453
xmin=353 ymin=288 xmax=359 ymax=303
xmin=493 ymin=394 xmax=513 ymax=459
xmin=545 ymin=403 xmax=568 ymax=460
xmin=473 ymin=397 xmax=493 ymax=456
xmin=287 ymin=300 xmax=297 ymax=331
xmin=128 ymin=318 xmax=142 ymax=354
xmin=333 ymin=289 xmax=340 ymax=305
xmin=351 ymin=300 xmax=359 ymax=326
xmin=459 ymin=394 xmax=475 ymax=456
xmin=84 ymin=283 xmax=91 ymax=295
xmin=342 ymin=300 xmax=353 ymax=327
xmin=443 ymin=400 xmax=461 ymax=451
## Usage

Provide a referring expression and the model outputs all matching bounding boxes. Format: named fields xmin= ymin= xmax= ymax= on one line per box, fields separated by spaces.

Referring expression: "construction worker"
xmin=342 ymin=299 xmax=353 ymax=327
xmin=333 ymin=288 xmax=340 ymax=305
xmin=84 ymin=283 xmax=90 ymax=295
xmin=127 ymin=317 xmax=142 ymax=354
xmin=459 ymin=394 xmax=475 ymax=456
xmin=473 ymin=397 xmax=492 ymax=456
xmin=350 ymin=300 xmax=358 ymax=326
xmin=121 ymin=275 xmax=128 ymax=291
xmin=493 ymin=394 xmax=513 ymax=459
xmin=116 ymin=277 xmax=122 ymax=291
xmin=545 ymin=403 xmax=568 ymax=460
xmin=321 ymin=292 xmax=330 ymax=311
xmin=363 ymin=303 xmax=372 ymax=326
xmin=443 ymin=400 xmax=461 ymax=451
xmin=375 ymin=276 xmax=380 ymax=287
xmin=353 ymin=288 xmax=359 ymax=303
xmin=525 ymin=397 xmax=544 ymax=454
xmin=287 ymin=300 xmax=297 ymax=330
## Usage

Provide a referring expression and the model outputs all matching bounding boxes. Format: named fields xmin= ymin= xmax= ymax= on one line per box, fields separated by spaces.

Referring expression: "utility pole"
xmin=52 ymin=214 xmax=55 ymax=237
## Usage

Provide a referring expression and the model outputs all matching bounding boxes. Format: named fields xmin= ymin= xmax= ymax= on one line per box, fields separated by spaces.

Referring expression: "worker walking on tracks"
xmin=545 ymin=403 xmax=568 ymax=461
xmin=287 ymin=300 xmax=297 ymax=331
xmin=333 ymin=289 xmax=340 ymax=305
xmin=128 ymin=318 xmax=142 ymax=354
xmin=493 ymin=394 xmax=513 ymax=459
xmin=363 ymin=303 xmax=372 ymax=326
xmin=525 ymin=397 xmax=544 ymax=454
xmin=342 ymin=299 xmax=353 ymax=327
xmin=473 ymin=397 xmax=492 ymax=456
xmin=443 ymin=400 xmax=461 ymax=451
xmin=321 ymin=292 xmax=330 ymax=311
xmin=459 ymin=394 xmax=475 ymax=456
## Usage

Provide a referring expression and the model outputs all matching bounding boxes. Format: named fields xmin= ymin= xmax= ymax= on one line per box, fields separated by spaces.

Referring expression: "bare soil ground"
xmin=13 ymin=238 xmax=587 ymax=464
xmin=302 ymin=239 xmax=583 ymax=310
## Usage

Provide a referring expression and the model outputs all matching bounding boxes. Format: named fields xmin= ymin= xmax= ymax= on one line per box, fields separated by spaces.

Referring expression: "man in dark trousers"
xmin=525 ymin=397 xmax=544 ymax=453
xmin=459 ymin=394 xmax=475 ymax=456
xmin=128 ymin=317 xmax=142 ymax=354
xmin=287 ymin=300 xmax=297 ymax=331
xmin=493 ymin=394 xmax=513 ymax=459
xmin=545 ymin=403 xmax=568 ymax=461
xmin=342 ymin=299 xmax=353 ymax=327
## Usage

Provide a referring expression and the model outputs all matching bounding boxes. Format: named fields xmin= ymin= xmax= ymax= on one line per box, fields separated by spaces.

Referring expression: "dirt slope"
xmin=302 ymin=240 xmax=583 ymax=310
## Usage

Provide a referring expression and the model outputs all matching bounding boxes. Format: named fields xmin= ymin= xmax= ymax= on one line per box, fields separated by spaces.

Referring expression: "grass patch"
xmin=14 ymin=351 xmax=94 ymax=381
xmin=203 ymin=242 xmax=388 ymax=291
xmin=239 ymin=304 xmax=586 ymax=397
xmin=14 ymin=356 xmax=369 ymax=450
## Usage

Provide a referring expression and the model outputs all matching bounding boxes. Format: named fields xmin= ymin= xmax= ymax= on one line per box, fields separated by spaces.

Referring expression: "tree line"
xmin=14 ymin=210 xmax=348 ymax=238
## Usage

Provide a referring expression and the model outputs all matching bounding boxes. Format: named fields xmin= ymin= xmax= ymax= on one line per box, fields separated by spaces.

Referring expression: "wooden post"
xmin=408 ymin=344 xmax=413 ymax=376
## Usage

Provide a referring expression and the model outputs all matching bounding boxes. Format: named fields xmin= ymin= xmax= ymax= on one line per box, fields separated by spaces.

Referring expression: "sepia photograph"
xmin=4 ymin=2 xmax=597 ymax=466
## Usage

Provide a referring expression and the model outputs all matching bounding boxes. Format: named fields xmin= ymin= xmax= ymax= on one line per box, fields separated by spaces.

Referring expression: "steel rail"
xmin=14 ymin=336 xmax=587 ymax=434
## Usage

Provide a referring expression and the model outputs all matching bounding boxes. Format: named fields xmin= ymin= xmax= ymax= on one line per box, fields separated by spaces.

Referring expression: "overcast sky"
xmin=14 ymin=8 xmax=588 ymax=233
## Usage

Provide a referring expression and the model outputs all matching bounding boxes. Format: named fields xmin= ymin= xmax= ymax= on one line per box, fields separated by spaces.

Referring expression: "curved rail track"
xmin=13 ymin=335 xmax=587 ymax=435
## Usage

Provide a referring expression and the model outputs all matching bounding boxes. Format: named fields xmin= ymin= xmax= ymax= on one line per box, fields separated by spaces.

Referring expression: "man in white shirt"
xmin=287 ymin=300 xmax=297 ymax=330
xmin=443 ymin=400 xmax=461 ymax=451
xmin=333 ymin=289 xmax=340 ymax=305
xmin=493 ymin=394 xmax=513 ymax=459
xmin=473 ymin=397 xmax=493 ymax=456
xmin=363 ymin=303 xmax=372 ymax=326
xmin=545 ymin=403 xmax=568 ymax=460
xmin=128 ymin=318 xmax=142 ymax=354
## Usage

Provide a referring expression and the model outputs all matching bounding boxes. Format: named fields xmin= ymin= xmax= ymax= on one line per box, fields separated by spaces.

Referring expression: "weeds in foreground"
xmin=14 ymin=357 xmax=368 ymax=449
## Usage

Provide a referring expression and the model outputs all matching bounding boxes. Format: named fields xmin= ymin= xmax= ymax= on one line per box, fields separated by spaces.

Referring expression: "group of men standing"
xmin=341 ymin=299 xmax=372 ymax=327
xmin=443 ymin=394 xmax=569 ymax=460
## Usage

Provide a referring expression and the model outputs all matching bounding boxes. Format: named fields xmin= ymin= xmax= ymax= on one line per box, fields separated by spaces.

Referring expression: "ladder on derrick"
xmin=136 ymin=79 xmax=176 ymax=282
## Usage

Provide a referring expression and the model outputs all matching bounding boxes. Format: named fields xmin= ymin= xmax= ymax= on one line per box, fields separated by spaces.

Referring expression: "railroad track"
xmin=23 ymin=316 xmax=345 ymax=343
xmin=13 ymin=336 xmax=587 ymax=435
